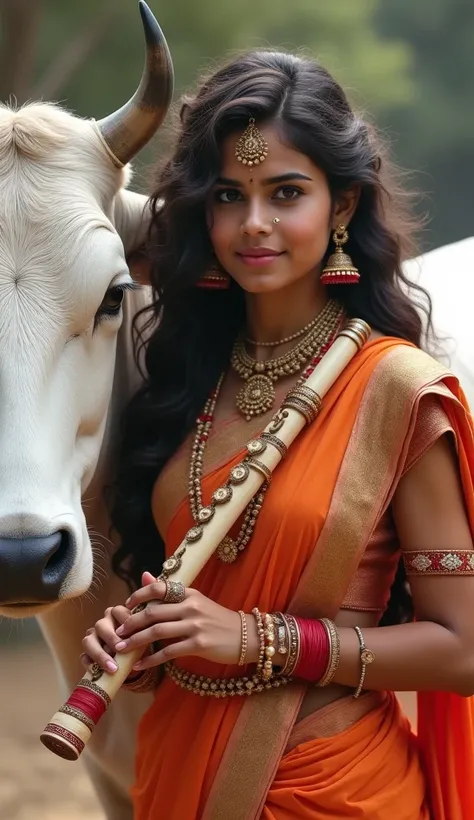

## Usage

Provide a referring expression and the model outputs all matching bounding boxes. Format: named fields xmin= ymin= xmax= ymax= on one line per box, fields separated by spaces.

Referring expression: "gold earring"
xmin=196 ymin=257 xmax=230 ymax=290
xmin=320 ymin=225 xmax=360 ymax=285
xmin=235 ymin=118 xmax=268 ymax=167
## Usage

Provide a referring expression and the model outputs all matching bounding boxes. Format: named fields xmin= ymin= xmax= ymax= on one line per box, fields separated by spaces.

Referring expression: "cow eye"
xmin=102 ymin=285 xmax=126 ymax=313
xmin=94 ymin=281 xmax=140 ymax=329
xmin=96 ymin=285 xmax=127 ymax=321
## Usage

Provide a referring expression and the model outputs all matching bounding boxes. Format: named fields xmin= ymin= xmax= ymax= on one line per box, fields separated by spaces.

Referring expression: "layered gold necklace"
xmin=187 ymin=301 xmax=344 ymax=564
xmin=231 ymin=300 xmax=343 ymax=420
xmin=188 ymin=376 xmax=269 ymax=563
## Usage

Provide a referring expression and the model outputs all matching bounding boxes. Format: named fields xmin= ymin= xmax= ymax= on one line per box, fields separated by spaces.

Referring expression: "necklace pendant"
xmin=217 ymin=536 xmax=239 ymax=563
xmin=236 ymin=374 xmax=275 ymax=419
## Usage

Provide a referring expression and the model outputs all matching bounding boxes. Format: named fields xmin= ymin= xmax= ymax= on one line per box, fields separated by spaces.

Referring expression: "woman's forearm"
xmin=333 ymin=621 xmax=474 ymax=696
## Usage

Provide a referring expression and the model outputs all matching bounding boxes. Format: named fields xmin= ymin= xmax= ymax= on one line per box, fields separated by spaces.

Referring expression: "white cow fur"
xmin=0 ymin=103 xmax=152 ymax=818
xmin=0 ymin=102 xmax=149 ymax=605
xmin=2 ymin=103 xmax=474 ymax=820
xmin=404 ymin=237 xmax=474 ymax=410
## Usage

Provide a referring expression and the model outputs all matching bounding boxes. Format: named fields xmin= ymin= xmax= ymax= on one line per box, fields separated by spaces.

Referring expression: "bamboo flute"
xmin=40 ymin=319 xmax=370 ymax=760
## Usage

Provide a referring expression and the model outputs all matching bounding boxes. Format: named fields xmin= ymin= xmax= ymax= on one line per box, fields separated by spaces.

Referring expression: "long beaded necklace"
xmin=231 ymin=299 xmax=343 ymax=420
xmin=189 ymin=376 xmax=268 ymax=563
xmin=188 ymin=306 xmax=344 ymax=564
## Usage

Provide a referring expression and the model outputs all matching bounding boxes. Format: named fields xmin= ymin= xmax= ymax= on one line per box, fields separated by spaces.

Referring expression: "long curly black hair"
xmin=111 ymin=50 xmax=432 ymax=625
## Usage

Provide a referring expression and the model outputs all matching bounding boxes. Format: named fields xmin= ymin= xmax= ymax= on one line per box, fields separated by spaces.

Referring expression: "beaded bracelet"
xmin=238 ymin=610 xmax=248 ymax=666
xmin=353 ymin=626 xmax=375 ymax=698
xmin=262 ymin=613 xmax=276 ymax=681
xmin=252 ymin=607 xmax=265 ymax=675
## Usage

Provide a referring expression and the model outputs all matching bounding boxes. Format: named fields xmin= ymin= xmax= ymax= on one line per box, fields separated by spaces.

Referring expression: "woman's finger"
xmin=125 ymin=580 xmax=168 ymax=609
xmin=142 ymin=571 xmax=156 ymax=586
xmin=115 ymin=619 xmax=188 ymax=653
xmin=132 ymin=638 xmax=196 ymax=671
xmin=95 ymin=617 xmax=125 ymax=652
xmin=82 ymin=631 xmax=118 ymax=673
xmin=116 ymin=602 xmax=184 ymax=638
xmin=80 ymin=652 xmax=93 ymax=669
xmin=111 ymin=605 xmax=132 ymax=625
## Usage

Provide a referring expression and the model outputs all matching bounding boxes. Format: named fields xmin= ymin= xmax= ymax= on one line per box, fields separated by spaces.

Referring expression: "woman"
xmin=81 ymin=51 xmax=474 ymax=818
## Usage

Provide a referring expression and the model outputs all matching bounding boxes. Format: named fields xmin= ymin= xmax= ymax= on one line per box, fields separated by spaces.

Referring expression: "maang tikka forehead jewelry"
xmin=235 ymin=117 xmax=268 ymax=167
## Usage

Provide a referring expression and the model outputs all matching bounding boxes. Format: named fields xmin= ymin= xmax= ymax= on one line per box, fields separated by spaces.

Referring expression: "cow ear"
xmin=113 ymin=189 xmax=151 ymax=256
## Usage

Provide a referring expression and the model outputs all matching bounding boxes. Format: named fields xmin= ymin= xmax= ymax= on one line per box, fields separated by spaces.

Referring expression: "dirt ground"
xmin=0 ymin=643 xmax=103 ymax=820
xmin=1 ymin=640 xmax=417 ymax=820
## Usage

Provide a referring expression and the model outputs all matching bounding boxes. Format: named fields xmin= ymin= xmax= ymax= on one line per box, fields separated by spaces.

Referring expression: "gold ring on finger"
xmin=163 ymin=579 xmax=186 ymax=604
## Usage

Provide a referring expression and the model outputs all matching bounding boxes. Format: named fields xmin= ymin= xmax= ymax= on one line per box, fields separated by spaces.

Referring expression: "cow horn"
xmin=96 ymin=1 xmax=174 ymax=166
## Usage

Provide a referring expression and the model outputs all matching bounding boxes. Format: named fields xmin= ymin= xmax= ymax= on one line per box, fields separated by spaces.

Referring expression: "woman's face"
xmin=208 ymin=124 xmax=337 ymax=295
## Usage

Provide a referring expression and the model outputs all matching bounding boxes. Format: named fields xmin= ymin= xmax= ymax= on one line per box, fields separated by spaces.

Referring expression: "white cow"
xmin=404 ymin=237 xmax=474 ymax=410
xmin=1 ymin=6 xmax=473 ymax=814
xmin=0 ymin=3 xmax=172 ymax=816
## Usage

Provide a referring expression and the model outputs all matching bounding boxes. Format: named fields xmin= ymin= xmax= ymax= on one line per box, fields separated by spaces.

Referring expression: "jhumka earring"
xmin=320 ymin=225 xmax=360 ymax=285
xmin=235 ymin=117 xmax=268 ymax=167
xmin=196 ymin=259 xmax=230 ymax=290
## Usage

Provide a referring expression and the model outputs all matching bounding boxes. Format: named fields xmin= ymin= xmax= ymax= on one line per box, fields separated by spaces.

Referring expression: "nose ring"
xmin=273 ymin=217 xmax=280 ymax=224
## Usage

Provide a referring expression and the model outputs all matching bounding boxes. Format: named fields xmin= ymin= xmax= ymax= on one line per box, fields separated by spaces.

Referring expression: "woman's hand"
xmin=112 ymin=571 xmax=252 ymax=672
xmin=80 ymin=603 xmax=132 ymax=673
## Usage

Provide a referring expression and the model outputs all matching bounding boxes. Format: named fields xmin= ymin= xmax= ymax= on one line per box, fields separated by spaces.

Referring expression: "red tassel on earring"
xmin=196 ymin=272 xmax=230 ymax=290
xmin=197 ymin=261 xmax=231 ymax=290
xmin=320 ymin=225 xmax=360 ymax=285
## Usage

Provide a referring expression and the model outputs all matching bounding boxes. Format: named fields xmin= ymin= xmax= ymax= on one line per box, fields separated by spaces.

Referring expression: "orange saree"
xmin=132 ymin=338 xmax=474 ymax=820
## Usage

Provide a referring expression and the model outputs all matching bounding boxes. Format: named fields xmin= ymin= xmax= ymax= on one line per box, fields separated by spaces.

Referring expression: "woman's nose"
xmin=241 ymin=201 xmax=272 ymax=236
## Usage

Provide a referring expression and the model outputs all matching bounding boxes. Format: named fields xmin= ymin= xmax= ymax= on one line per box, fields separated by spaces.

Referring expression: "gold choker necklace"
xmin=231 ymin=300 xmax=343 ymax=420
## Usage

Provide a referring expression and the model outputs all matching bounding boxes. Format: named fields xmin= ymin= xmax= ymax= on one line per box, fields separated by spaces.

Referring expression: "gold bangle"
xmin=353 ymin=625 xmax=375 ymax=698
xmin=272 ymin=612 xmax=289 ymax=656
xmin=280 ymin=614 xmax=300 ymax=677
xmin=316 ymin=618 xmax=341 ymax=687
xmin=238 ymin=610 xmax=248 ymax=666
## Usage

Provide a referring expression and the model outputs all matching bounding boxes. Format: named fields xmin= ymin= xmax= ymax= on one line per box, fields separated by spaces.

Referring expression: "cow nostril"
xmin=44 ymin=530 xmax=69 ymax=570
xmin=43 ymin=530 xmax=72 ymax=584
xmin=0 ymin=529 xmax=76 ymax=605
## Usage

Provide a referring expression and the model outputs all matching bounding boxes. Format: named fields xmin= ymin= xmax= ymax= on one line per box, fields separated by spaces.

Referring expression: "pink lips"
xmin=237 ymin=248 xmax=283 ymax=267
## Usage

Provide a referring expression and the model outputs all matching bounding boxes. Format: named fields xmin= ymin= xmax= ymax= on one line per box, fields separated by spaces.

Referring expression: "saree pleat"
xmin=264 ymin=693 xmax=428 ymax=820
xmin=132 ymin=338 xmax=474 ymax=820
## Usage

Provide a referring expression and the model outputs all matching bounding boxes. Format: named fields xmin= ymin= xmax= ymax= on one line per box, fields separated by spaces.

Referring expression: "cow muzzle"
xmin=0 ymin=531 xmax=75 ymax=606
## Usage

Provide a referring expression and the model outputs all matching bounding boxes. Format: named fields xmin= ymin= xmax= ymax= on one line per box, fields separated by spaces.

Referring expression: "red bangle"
xmin=293 ymin=617 xmax=330 ymax=683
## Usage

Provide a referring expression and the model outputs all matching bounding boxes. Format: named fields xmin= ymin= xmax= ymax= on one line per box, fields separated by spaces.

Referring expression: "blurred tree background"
xmin=0 ymin=0 xmax=472 ymax=245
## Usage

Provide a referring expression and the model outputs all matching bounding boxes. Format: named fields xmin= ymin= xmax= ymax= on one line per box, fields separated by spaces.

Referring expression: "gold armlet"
xmin=403 ymin=550 xmax=474 ymax=576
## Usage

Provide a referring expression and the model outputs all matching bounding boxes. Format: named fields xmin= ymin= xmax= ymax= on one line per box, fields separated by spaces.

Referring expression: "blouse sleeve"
xmin=402 ymin=393 xmax=455 ymax=476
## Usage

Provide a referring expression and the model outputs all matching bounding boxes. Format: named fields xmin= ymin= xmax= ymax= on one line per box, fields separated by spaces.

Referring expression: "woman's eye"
xmin=274 ymin=186 xmax=302 ymax=200
xmin=215 ymin=189 xmax=242 ymax=203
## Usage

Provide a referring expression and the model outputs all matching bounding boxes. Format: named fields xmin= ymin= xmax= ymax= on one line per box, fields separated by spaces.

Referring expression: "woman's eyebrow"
xmin=215 ymin=172 xmax=313 ymax=187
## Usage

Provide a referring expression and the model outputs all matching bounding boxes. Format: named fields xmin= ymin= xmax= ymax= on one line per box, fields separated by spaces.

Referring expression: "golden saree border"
xmin=202 ymin=345 xmax=456 ymax=820
xmin=284 ymin=690 xmax=385 ymax=750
